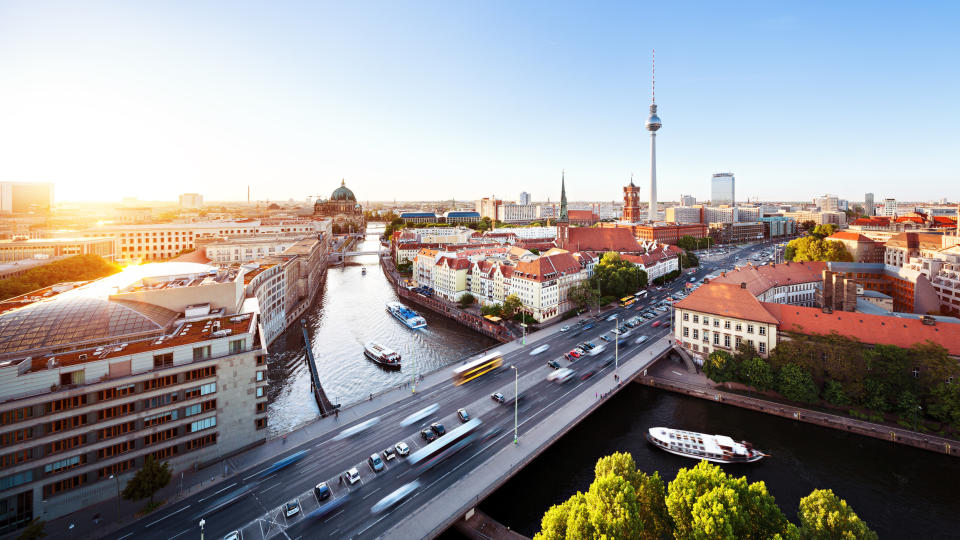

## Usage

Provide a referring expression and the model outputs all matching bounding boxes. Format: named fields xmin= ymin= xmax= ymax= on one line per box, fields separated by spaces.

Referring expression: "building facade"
xmin=710 ymin=173 xmax=735 ymax=206
xmin=622 ymin=179 xmax=642 ymax=222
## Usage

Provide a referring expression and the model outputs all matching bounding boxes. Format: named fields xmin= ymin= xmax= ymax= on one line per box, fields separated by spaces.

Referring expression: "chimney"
xmin=740 ymin=282 xmax=747 ymax=289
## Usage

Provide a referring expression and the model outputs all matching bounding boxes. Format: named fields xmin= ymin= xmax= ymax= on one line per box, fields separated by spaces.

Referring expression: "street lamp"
xmin=109 ymin=474 xmax=121 ymax=522
xmin=199 ymin=518 xmax=206 ymax=540
xmin=511 ymin=365 xmax=519 ymax=444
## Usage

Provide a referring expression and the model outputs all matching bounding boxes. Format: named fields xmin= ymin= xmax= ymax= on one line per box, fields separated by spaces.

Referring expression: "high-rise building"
xmin=882 ymin=198 xmax=897 ymax=217
xmin=680 ymin=194 xmax=696 ymax=206
xmin=710 ymin=173 xmax=735 ymax=206
xmin=815 ymin=194 xmax=839 ymax=212
xmin=865 ymin=193 xmax=875 ymax=216
xmin=0 ymin=182 xmax=54 ymax=215
xmin=645 ymin=51 xmax=661 ymax=222
xmin=518 ymin=192 xmax=531 ymax=205
xmin=179 ymin=193 xmax=203 ymax=209
xmin=622 ymin=176 xmax=642 ymax=222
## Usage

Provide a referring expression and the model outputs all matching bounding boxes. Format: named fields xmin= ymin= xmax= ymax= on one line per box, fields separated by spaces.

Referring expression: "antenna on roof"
xmin=651 ymin=49 xmax=655 ymax=103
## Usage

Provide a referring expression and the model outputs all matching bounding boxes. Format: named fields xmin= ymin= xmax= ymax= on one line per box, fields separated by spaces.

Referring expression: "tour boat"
xmin=362 ymin=267 xmax=367 ymax=275
xmin=646 ymin=427 xmax=767 ymax=463
xmin=363 ymin=342 xmax=402 ymax=369
xmin=386 ymin=301 xmax=427 ymax=329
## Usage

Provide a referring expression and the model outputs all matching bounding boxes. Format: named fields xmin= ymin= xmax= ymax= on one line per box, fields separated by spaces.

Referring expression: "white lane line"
xmin=145 ymin=504 xmax=191 ymax=527
xmin=244 ymin=467 xmax=271 ymax=481
xmin=323 ymin=509 xmax=345 ymax=523
xmin=118 ymin=534 xmax=134 ymax=540
xmin=328 ymin=528 xmax=340 ymax=537
xmin=198 ymin=481 xmax=238 ymax=502
xmin=169 ymin=529 xmax=191 ymax=539
xmin=361 ymin=487 xmax=382 ymax=500
xmin=259 ymin=481 xmax=282 ymax=494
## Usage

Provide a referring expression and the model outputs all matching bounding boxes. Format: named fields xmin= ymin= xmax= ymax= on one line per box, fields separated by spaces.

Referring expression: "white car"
xmin=635 ymin=335 xmax=649 ymax=344
xmin=395 ymin=441 xmax=410 ymax=456
xmin=529 ymin=344 xmax=550 ymax=356
xmin=343 ymin=467 xmax=360 ymax=485
xmin=371 ymin=481 xmax=421 ymax=514
xmin=589 ymin=344 xmax=606 ymax=356
xmin=560 ymin=325 xmax=571 ymax=332
xmin=547 ymin=368 xmax=574 ymax=384
xmin=606 ymin=314 xmax=618 ymax=321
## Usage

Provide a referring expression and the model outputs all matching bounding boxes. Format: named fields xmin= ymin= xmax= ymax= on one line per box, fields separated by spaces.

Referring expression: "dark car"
xmin=600 ymin=336 xmax=613 ymax=343
xmin=431 ymin=422 xmax=446 ymax=437
xmin=547 ymin=360 xmax=561 ymax=370
xmin=582 ymin=324 xmax=595 ymax=331
xmin=314 ymin=482 xmax=331 ymax=501
xmin=420 ymin=428 xmax=436 ymax=442
xmin=457 ymin=409 xmax=470 ymax=423
xmin=580 ymin=369 xmax=597 ymax=381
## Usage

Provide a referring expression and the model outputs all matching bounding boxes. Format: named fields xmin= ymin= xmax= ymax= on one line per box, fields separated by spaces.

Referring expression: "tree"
xmin=0 ymin=254 xmax=122 ymax=301
xmin=928 ymin=383 xmax=960 ymax=427
xmin=590 ymin=251 xmax=647 ymax=299
xmin=680 ymin=250 xmax=700 ymax=269
xmin=568 ymin=282 xmax=598 ymax=311
xmin=529 ymin=248 xmax=540 ymax=255
xmin=822 ymin=380 xmax=849 ymax=406
xmin=785 ymin=236 xmax=852 ymax=262
xmin=810 ymin=224 xmax=838 ymax=239
xmin=458 ymin=293 xmax=475 ymax=308
xmin=121 ymin=455 xmax=171 ymax=505
xmin=481 ymin=303 xmax=503 ymax=317
xmin=501 ymin=294 xmax=523 ymax=319
xmin=704 ymin=350 xmax=738 ymax=383
xmin=593 ymin=452 xmax=670 ymax=539
xmin=16 ymin=520 xmax=46 ymax=540
xmin=740 ymin=357 xmax=775 ymax=392
xmin=777 ymin=364 xmax=819 ymax=403
xmin=797 ymin=489 xmax=878 ymax=540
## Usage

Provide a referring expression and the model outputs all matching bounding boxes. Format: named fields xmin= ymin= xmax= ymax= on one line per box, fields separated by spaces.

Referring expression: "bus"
xmin=620 ymin=296 xmax=636 ymax=307
xmin=408 ymin=418 xmax=482 ymax=471
xmin=452 ymin=351 xmax=503 ymax=386
xmin=634 ymin=290 xmax=649 ymax=299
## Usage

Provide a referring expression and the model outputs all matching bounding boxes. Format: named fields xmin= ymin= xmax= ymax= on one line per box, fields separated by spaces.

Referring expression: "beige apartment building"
xmin=673 ymin=283 xmax=779 ymax=358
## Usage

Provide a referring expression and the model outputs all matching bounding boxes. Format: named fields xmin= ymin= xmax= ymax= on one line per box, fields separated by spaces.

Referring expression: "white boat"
xmin=386 ymin=301 xmax=427 ymax=329
xmin=363 ymin=342 xmax=402 ymax=369
xmin=646 ymin=427 xmax=767 ymax=463
xmin=362 ymin=267 xmax=367 ymax=275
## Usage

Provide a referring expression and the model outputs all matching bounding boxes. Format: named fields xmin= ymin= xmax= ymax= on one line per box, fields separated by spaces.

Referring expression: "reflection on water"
xmin=266 ymin=226 xmax=496 ymax=436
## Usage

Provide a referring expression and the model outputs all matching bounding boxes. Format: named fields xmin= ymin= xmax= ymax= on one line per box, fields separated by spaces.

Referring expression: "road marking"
xmin=198 ymin=481 xmax=238 ymax=502
xmin=145 ymin=504 xmax=190 ymax=527
xmin=259 ymin=481 xmax=282 ymax=494
xmin=169 ymin=529 xmax=191 ymax=539
xmin=323 ymin=509 xmax=345 ymax=523
xmin=118 ymin=534 xmax=134 ymax=540
xmin=329 ymin=528 xmax=340 ymax=537
xmin=361 ymin=487 xmax=382 ymax=500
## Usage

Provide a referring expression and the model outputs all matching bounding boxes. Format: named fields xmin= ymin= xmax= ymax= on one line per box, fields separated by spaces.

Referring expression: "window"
xmin=256 ymin=387 xmax=265 ymax=398
xmin=99 ymin=459 xmax=136 ymax=479
xmin=98 ymin=385 xmax=135 ymax=401
xmin=229 ymin=339 xmax=245 ymax=354
xmin=713 ymin=319 xmax=719 ymax=327
xmin=185 ymin=366 xmax=215 ymax=382
xmin=759 ymin=342 xmax=767 ymax=354
xmin=48 ymin=435 xmax=85 ymax=455
xmin=98 ymin=402 xmax=135 ymax=421
xmin=256 ymin=354 xmax=266 ymax=366
xmin=1 ymin=427 xmax=33 ymax=446
xmin=98 ymin=421 xmax=135 ymax=441
xmin=913 ymin=368 xmax=920 ymax=378
xmin=153 ymin=353 xmax=173 ymax=369
xmin=759 ymin=326 xmax=766 ymax=336
xmin=724 ymin=320 xmax=731 ymax=329
xmin=43 ymin=474 xmax=86 ymax=498
xmin=193 ymin=346 xmax=212 ymax=361
xmin=143 ymin=393 xmax=173 ymax=410
xmin=256 ymin=371 xmax=265 ymax=382
xmin=256 ymin=402 xmax=266 ymax=414
xmin=0 ymin=471 xmax=33 ymax=491
xmin=144 ymin=427 xmax=179 ymax=447
xmin=255 ymin=417 xmax=267 ymax=430
xmin=144 ymin=375 xmax=177 ymax=391
xmin=0 ymin=450 xmax=31 ymax=468
xmin=143 ymin=410 xmax=177 ymax=427
xmin=692 ymin=315 xmax=699 ymax=323
xmin=46 ymin=414 xmax=87 ymax=434
xmin=44 ymin=455 xmax=85 ymax=474
xmin=1 ymin=407 xmax=34 ymax=426
xmin=683 ymin=313 xmax=689 ymax=321
xmin=189 ymin=416 xmax=216 ymax=433
xmin=149 ymin=445 xmax=179 ymax=461
xmin=45 ymin=395 xmax=87 ymax=413
xmin=735 ymin=336 xmax=743 ymax=348
xmin=185 ymin=399 xmax=216 ymax=417
xmin=98 ymin=440 xmax=135 ymax=459
xmin=683 ymin=327 xmax=689 ymax=337
xmin=747 ymin=325 xmax=754 ymax=334
xmin=185 ymin=433 xmax=217 ymax=451
xmin=692 ymin=329 xmax=699 ymax=340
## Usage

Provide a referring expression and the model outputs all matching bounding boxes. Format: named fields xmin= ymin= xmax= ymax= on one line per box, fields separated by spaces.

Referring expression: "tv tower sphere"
xmin=646 ymin=103 xmax=661 ymax=132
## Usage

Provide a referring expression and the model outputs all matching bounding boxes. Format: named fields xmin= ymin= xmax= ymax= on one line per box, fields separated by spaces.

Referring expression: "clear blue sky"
xmin=1 ymin=1 xmax=957 ymax=204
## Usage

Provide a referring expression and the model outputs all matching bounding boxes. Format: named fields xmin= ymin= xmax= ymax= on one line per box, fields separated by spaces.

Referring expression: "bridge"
xmin=342 ymin=250 xmax=380 ymax=256
xmin=109 ymin=302 xmax=677 ymax=540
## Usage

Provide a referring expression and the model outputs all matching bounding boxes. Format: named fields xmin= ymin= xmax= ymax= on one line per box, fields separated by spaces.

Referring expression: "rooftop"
xmin=565 ymin=227 xmax=642 ymax=253
xmin=709 ymin=261 xmax=826 ymax=297
xmin=673 ymin=283 xmax=780 ymax=324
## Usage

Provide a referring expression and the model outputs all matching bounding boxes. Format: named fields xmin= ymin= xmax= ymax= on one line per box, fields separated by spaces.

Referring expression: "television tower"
xmin=645 ymin=50 xmax=662 ymax=222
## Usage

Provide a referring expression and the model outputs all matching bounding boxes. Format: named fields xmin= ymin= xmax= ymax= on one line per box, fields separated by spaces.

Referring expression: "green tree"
xmin=529 ymin=248 xmax=540 ymax=255
xmin=928 ymin=382 xmax=960 ymax=427
xmin=680 ymin=250 xmax=700 ymax=269
xmin=810 ymin=224 xmax=838 ymax=239
xmin=0 ymin=254 xmax=122 ymax=301
xmin=481 ymin=303 xmax=503 ymax=317
xmin=797 ymin=489 xmax=878 ymax=540
xmin=458 ymin=293 xmax=475 ymax=308
xmin=590 ymin=251 xmax=648 ymax=299
xmin=121 ymin=455 xmax=171 ymax=505
xmin=785 ymin=237 xmax=852 ymax=262
xmin=741 ymin=357 xmax=775 ymax=392
xmin=501 ymin=294 xmax=523 ymax=319
xmin=593 ymin=452 xmax=670 ymax=539
xmin=777 ymin=364 xmax=819 ymax=403
xmin=704 ymin=350 xmax=738 ymax=383
xmin=16 ymin=519 xmax=46 ymax=540
xmin=822 ymin=380 xmax=849 ymax=406
xmin=666 ymin=461 xmax=789 ymax=539
xmin=568 ymin=282 xmax=597 ymax=311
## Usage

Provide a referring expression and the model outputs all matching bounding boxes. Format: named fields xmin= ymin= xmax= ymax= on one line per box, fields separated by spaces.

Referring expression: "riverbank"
xmin=637 ymin=359 xmax=959 ymax=457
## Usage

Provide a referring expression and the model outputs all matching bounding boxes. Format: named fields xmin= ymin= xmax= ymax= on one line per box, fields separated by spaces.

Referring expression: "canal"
xmin=479 ymin=378 xmax=960 ymax=538
xmin=266 ymin=225 xmax=497 ymax=436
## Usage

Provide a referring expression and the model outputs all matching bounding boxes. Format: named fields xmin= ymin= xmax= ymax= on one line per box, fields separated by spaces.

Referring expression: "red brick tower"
xmin=623 ymin=175 xmax=641 ymax=222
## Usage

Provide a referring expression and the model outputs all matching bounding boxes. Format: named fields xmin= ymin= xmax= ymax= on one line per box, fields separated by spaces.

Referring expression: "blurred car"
xmin=547 ymin=359 xmax=561 ymax=369
xmin=223 ymin=532 xmax=241 ymax=540
xmin=314 ymin=482 xmax=331 ymax=501
xmin=560 ymin=325 xmax=571 ymax=332
xmin=371 ymin=481 xmax=421 ymax=514
xmin=635 ymin=335 xmax=649 ymax=344
xmin=547 ymin=368 xmax=574 ymax=384
xmin=491 ymin=392 xmax=505 ymax=403
xmin=600 ymin=335 xmax=613 ymax=342
xmin=580 ymin=369 xmax=597 ymax=381
xmin=457 ymin=409 xmax=470 ymax=423
xmin=420 ymin=428 xmax=436 ymax=442
xmin=395 ymin=441 xmax=410 ymax=456
xmin=285 ymin=499 xmax=301 ymax=518
xmin=529 ymin=344 xmax=550 ymax=355
xmin=606 ymin=314 xmax=618 ymax=321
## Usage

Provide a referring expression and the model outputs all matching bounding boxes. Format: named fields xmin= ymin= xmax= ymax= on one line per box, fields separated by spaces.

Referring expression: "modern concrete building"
xmin=865 ymin=193 xmax=875 ymax=216
xmin=882 ymin=198 xmax=897 ymax=217
xmin=178 ymin=193 xmax=203 ymax=209
xmin=665 ymin=206 xmax=703 ymax=224
xmin=0 ymin=237 xmax=116 ymax=262
xmin=0 ymin=263 xmax=268 ymax=533
xmin=710 ymin=173 xmax=735 ymax=206
xmin=0 ymin=182 xmax=54 ymax=215
xmin=758 ymin=216 xmax=797 ymax=238
xmin=443 ymin=211 xmax=481 ymax=224
xmin=815 ymin=194 xmax=839 ymax=212
xmin=680 ymin=194 xmax=696 ymax=206
xmin=518 ymin=192 xmax=531 ymax=206
xmin=827 ymin=231 xmax=885 ymax=263
xmin=709 ymin=222 xmax=764 ymax=244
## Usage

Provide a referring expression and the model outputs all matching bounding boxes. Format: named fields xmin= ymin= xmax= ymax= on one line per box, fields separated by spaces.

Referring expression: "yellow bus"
xmin=452 ymin=351 xmax=504 ymax=386
xmin=620 ymin=296 xmax=636 ymax=307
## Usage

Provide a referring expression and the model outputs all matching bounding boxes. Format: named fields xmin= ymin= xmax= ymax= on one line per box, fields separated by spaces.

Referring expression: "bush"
xmin=0 ymin=254 xmax=121 ymax=301
xmin=599 ymin=295 xmax=616 ymax=306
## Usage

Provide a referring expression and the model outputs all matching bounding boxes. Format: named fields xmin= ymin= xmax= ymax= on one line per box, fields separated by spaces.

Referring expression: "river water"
xmin=480 ymin=380 xmax=960 ymax=538
xmin=265 ymin=225 xmax=497 ymax=436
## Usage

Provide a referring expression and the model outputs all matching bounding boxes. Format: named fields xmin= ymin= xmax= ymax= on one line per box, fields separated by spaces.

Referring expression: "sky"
xmin=1 ymin=1 xmax=958 ymax=205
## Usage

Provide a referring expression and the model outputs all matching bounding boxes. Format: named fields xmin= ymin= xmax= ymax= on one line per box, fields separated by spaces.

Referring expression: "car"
xmin=568 ymin=350 xmax=581 ymax=359
xmin=371 ymin=481 xmax=421 ymax=515
xmin=635 ymin=335 xmax=649 ymax=344
xmin=491 ymin=392 xmax=505 ymax=403
xmin=589 ymin=344 xmax=606 ymax=356
xmin=420 ymin=428 xmax=436 ymax=442
xmin=285 ymin=499 xmax=301 ymax=518
xmin=342 ymin=467 xmax=360 ymax=485
xmin=690 ymin=277 xmax=696 ymax=282
xmin=560 ymin=325 xmax=571 ymax=332
xmin=395 ymin=441 xmax=410 ymax=456
xmin=663 ymin=322 xmax=671 ymax=328
xmin=369 ymin=453 xmax=385 ymax=472
xmin=580 ymin=369 xmax=597 ymax=381
xmin=480 ymin=426 xmax=505 ymax=443
xmin=382 ymin=447 xmax=397 ymax=461
xmin=547 ymin=368 xmax=574 ymax=383
xmin=314 ymin=482 xmax=331 ymax=501
xmin=223 ymin=532 xmax=242 ymax=540
xmin=582 ymin=323 xmax=595 ymax=331
xmin=620 ymin=330 xmax=632 ymax=338
xmin=652 ymin=321 xmax=661 ymax=327
xmin=611 ymin=328 xmax=622 ymax=335
xmin=606 ymin=314 xmax=618 ymax=321
xmin=600 ymin=335 xmax=613 ymax=343
xmin=547 ymin=359 xmax=561 ymax=369
xmin=457 ymin=409 xmax=470 ymax=423
xmin=657 ymin=306 xmax=668 ymax=312
xmin=579 ymin=342 xmax=594 ymax=350
xmin=530 ymin=344 xmax=550 ymax=355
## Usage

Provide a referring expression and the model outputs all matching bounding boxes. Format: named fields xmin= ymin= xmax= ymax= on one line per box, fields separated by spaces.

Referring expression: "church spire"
xmin=559 ymin=170 xmax=568 ymax=222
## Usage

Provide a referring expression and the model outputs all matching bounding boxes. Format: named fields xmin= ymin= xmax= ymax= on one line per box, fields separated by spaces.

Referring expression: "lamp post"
xmin=511 ymin=365 xmax=519 ymax=444
xmin=199 ymin=518 xmax=206 ymax=540
xmin=109 ymin=474 xmax=121 ymax=522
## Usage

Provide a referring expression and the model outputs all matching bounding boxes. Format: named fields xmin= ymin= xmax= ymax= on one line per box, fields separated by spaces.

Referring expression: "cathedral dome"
xmin=330 ymin=180 xmax=356 ymax=202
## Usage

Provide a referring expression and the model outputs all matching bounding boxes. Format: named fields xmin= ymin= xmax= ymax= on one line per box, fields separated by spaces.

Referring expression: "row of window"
xmin=681 ymin=312 xmax=766 ymax=335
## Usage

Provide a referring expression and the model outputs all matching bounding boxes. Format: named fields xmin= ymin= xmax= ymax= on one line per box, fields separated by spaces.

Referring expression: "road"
xmin=110 ymin=240 xmax=779 ymax=540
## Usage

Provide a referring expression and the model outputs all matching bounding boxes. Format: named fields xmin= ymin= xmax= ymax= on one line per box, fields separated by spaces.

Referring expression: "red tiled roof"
xmin=828 ymin=231 xmax=875 ymax=242
xmin=171 ymin=249 xmax=212 ymax=264
xmin=709 ymin=261 xmax=825 ymax=297
xmin=512 ymin=253 xmax=581 ymax=282
xmin=566 ymin=227 xmax=642 ymax=252
xmin=852 ymin=217 xmax=891 ymax=226
xmin=621 ymin=246 xmax=682 ymax=267
xmin=567 ymin=210 xmax=597 ymax=221
xmin=885 ymin=232 xmax=943 ymax=250
xmin=673 ymin=283 xmax=779 ymax=324
xmin=763 ymin=303 xmax=960 ymax=356
xmin=435 ymin=256 xmax=471 ymax=270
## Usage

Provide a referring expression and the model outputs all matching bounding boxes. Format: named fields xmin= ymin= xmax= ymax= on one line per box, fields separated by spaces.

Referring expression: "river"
xmin=265 ymin=225 xmax=497 ymax=436
xmin=479 ymin=380 xmax=960 ymax=538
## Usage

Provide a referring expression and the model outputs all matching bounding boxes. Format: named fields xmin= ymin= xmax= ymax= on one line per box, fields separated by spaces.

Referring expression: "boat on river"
xmin=362 ymin=267 xmax=367 ymax=275
xmin=385 ymin=301 xmax=427 ymax=329
xmin=646 ymin=427 xmax=767 ymax=463
xmin=364 ymin=342 xmax=402 ymax=369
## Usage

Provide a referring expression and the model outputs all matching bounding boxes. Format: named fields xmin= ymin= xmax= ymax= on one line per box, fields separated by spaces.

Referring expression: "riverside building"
xmin=0 ymin=263 xmax=268 ymax=532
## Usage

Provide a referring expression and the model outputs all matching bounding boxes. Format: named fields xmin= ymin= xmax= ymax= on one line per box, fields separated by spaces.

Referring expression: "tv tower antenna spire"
xmin=652 ymin=48 xmax=655 ymax=103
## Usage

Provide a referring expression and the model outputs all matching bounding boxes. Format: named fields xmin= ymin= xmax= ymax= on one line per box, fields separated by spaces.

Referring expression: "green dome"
xmin=330 ymin=180 xmax=356 ymax=202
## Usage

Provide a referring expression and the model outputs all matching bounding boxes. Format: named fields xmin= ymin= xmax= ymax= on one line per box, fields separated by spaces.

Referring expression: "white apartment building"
xmin=881 ymin=198 xmax=897 ymax=217
xmin=673 ymin=283 xmax=780 ymax=358
xmin=484 ymin=227 xmax=556 ymax=240
xmin=815 ymin=194 xmax=839 ymax=212
xmin=204 ymin=235 xmax=307 ymax=264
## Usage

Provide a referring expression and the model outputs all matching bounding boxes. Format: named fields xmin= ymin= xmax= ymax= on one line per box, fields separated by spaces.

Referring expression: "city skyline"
xmin=1 ymin=2 xmax=957 ymax=204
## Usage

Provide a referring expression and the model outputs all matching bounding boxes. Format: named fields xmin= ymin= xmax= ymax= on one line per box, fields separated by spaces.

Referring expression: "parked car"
xmin=395 ymin=441 xmax=410 ymax=456
xmin=285 ymin=499 xmax=301 ymax=518
xmin=568 ymin=350 xmax=582 ymax=359
xmin=582 ymin=323 xmax=595 ymax=331
xmin=382 ymin=447 xmax=397 ymax=461
xmin=457 ymin=409 xmax=470 ymax=423
xmin=431 ymin=422 xmax=446 ymax=436
xmin=606 ymin=314 xmax=618 ymax=321
xmin=314 ymin=482 xmax=331 ymax=501
xmin=342 ymin=467 xmax=360 ymax=485
xmin=420 ymin=428 xmax=436 ymax=442
xmin=491 ymin=392 xmax=505 ymax=403
xmin=600 ymin=335 xmax=613 ymax=343
xmin=652 ymin=321 xmax=661 ymax=327
xmin=369 ymin=453 xmax=385 ymax=472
